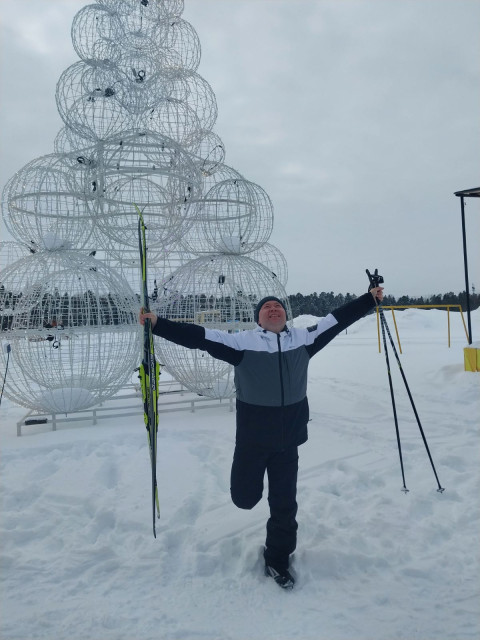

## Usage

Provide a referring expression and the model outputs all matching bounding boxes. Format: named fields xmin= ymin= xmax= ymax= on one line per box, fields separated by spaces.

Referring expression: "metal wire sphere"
xmin=185 ymin=130 xmax=226 ymax=176
xmin=182 ymin=178 xmax=274 ymax=256
xmin=147 ymin=240 xmax=196 ymax=296
xmin=74 ymin=1 xmax=166 ymax=62
xmin=117 ymin=16 xmax=164 ymax=53
xmin=56 ymin=60 xmax=134 ymax=142
xmin=98 ymin=0 xmax=185 ymax=20
xmin=0 ymin=241 xmax=30 ymax=272
xmin=198 ymin=162 xmax=244 ymax=192
xmin=93 ymin=232 xmax=192 ymax=296
xmin=91 ymin=129 xmax=202 ymax=249
xmin=111 ymin=52 xmax=167 ymax=114
xmin=3 ymin=152 xmax=96 ymax=251
xmin=96 ymin=0 xmax=137 ymax=16
xmin=113 ymin=33 xmax=161 ymax=73
xmin=90 ymin=225 xmax=162 ymax=268
xmin=0 ymin=251 xmax=140 ymax=413
xmin=181 ymin=164 xmax=243 ymax=255
xmin=203 ymin=179 xmax=274 ymax=254
xmin=248 ymin=243 xmax=289 ymax=287
xmin=98 ymin=0 xmax=166 ymax=20
xmin=157 ymin=19 xmax=201 ymax=72
xmin=169 ymin=71 xmax=217 ymax=134
xmin=152 ymin=253 xmax=290 ymax=398
xmin=71 ymin=3 xmax=121 ymax=63
xmin=136 ymin=71 xmax=216 ymax=147
xmin=53 ymin=126 xmax=95 ymax=154
xmin=137 ymin=98 xmax=201 ymax=147
xmin=158 ymin=0 xmax=185 ymax=18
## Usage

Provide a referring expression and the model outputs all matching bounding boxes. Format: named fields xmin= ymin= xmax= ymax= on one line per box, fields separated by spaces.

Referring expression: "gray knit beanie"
xmin=254 ymin=296 xmax=288 ymax=324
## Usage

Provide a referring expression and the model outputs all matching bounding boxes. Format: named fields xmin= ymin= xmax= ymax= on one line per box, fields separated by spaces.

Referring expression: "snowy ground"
xmin=1 ymin=308 xmax=479 ymax=640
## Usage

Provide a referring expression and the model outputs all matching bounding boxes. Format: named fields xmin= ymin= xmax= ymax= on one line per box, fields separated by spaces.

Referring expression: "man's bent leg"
xmin=264 ymin=446 xmax=299 ymax=571
xmin=230 ymin=444 xmax=269 ymax=510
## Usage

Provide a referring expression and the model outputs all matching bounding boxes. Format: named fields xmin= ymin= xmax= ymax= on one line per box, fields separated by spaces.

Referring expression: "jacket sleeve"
xmin=331 ymin=292 xmax=376 ymax=330
xmin=152 ymin=317 xmax=243 ymax=366
xmin=306 ymin=292 xmax=375 ymax=357
xmin=152 ymin=317 xmax=207 ymax=349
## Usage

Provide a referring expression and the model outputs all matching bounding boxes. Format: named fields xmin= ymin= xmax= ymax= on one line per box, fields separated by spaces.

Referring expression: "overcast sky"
xmin=1 ymin=0 xmax=479 ymax=297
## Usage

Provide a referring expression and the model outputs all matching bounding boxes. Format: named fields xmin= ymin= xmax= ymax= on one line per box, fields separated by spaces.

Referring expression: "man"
xmin=140 ymin=285 xmax=384 ymax=589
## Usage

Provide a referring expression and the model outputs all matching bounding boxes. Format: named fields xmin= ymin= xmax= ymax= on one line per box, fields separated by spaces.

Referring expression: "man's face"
xmin=258 ymin=300 xmax=286 ymax=333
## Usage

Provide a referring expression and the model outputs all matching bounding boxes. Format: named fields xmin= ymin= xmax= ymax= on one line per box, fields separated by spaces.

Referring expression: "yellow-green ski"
xmin=137 ymin=204 xmax=161 ymax=537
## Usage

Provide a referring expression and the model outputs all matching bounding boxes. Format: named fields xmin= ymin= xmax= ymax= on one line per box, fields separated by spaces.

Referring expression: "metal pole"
xmin=460 ymin=196 xmax=473 ymax=344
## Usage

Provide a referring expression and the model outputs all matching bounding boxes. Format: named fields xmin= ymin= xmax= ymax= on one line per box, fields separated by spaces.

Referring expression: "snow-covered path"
xmin=1 ymin=310 xmax=479 ymax=640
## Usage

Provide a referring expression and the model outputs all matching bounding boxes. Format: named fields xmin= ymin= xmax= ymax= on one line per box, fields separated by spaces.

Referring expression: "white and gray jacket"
xmin=153 ymin=292 xmax=375 ymax=450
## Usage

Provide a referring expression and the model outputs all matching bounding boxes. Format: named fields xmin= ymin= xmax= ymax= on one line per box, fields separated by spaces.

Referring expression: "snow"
xmin=38 ymin=387 xmax=96 ymax=413
xmin=1 ymin=308 xmax=479 ymax=640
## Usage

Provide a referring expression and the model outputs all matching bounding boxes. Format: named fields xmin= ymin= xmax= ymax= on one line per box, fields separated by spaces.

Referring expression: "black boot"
xmin=264 ymin=564 xmax=295 ymax=590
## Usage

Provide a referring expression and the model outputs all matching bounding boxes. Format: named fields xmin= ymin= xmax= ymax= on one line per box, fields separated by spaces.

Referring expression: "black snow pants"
xmin=230 ymin=443 xmax=299 ymax=572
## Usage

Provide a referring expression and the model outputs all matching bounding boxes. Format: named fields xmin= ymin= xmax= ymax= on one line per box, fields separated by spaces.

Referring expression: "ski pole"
xmin=379 ymin=305 xmax=444 ymax=492
xmin=366 ymin=270 xmax=408 ymax=493
xmin=0 ymin=343 xmax=11 ymax=407
xmin=366 ymin=269 xmax=445 ymax=493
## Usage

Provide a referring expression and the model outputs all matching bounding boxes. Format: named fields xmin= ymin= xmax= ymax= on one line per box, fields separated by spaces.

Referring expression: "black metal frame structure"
xmin=454 ymin=187 xmax=479 ymax=345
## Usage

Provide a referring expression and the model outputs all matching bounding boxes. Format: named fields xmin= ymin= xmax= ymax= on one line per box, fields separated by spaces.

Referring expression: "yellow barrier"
xmin=375 ymin=305 xmax=469 ymax=353
xmin=464 ymin=347 xmax=480 ymax=372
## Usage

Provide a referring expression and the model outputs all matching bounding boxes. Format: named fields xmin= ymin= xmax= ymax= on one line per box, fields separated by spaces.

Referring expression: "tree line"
xmin=288 ymin=290 xmax=480 ymax=318
xmin=0 ymin=287 xmax=136 ymax=331
xmin=2 ymin=286 xmax=478 ymax=332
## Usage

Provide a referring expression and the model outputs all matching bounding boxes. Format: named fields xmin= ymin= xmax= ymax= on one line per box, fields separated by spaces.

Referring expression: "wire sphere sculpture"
xmin=56 ymin=60 xmax=135 ymax=142
xmin=249 ymin=242 xmax=289 ymax=287
xmin=111 ymin=58 xmax=169 ymax=116
xmin=0 ymin=241 xmax=30 ymax=272
xmin=181 ymin=163 xmax=243 ymax=254
xmin=84 ymin=0 xmax=165 ymax=59
xmin=92 ymin=129 xmax=202 ymax=250
xmin=158 ymin=19 xmax=201 ymax=72
xmin=169 ymin=71 xmax=217 ymax=134
xmin=71 ymin=3 xmax=121 ymax=63
xmin=69 ymin=3 xmax=201 ymax=116
xmin=186 ymin=130 xmax=226 ymax=176
xmin=114 ymin=9 xmax=163 ymax=53
xmin=95 ymin=234 xmax=193 ymax=297
xmin=160 ymin=0 xmax=185 ymax=18
xmin=0 ymin=251 xmax=140 ymax=413
xmin=0 ymin=0 xmax=290 ymax=414
xmin=152 ymin=253 xmax=290 ymax=398
xmin=3 ymin=152 xmax=95 ymax=251
xmin=53 ymin=126 xmax=94 ymax=154
xmin=133 ymin=71 xmax=216 ymax=147
xmin=137 ymin=96 xmax=201 ymax=147
xmin=98 ymin=0 xmax=185 ymax=21
xmin=198 ymin=161 xmax=243 ymax=192
xmin=110 ymin=0 xmax=165 ymax=28
xmin=182 ymin=178 xmax=274 ymax=256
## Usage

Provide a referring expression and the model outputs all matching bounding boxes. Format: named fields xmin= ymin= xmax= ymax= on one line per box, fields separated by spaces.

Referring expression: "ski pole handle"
xmin=366 ymin=268 xmax=384 ymax=289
